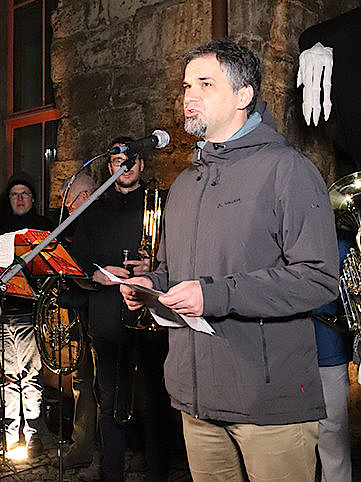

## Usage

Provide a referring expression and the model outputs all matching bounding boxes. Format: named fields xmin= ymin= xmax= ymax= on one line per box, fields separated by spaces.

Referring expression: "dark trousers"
xmin=71 ymin=336 xmax=98 ymax=452
xmin=92 ymin=328 xmax=171 ymax=482
xmin=92 ymin=336 xmax=126 ymax=482
xmin=133 ymin=330 xmax=171 ymax=481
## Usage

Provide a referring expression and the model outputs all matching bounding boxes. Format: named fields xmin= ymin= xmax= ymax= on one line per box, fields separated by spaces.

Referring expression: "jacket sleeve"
xmin=201 ymin=157 xmax=340 ymax=319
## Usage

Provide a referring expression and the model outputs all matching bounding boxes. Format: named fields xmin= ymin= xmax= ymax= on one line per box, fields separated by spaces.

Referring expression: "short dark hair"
xmin=184 ymin=38 xmax=261 ymax=115
xmin=108 ymin=136 xmax=145 ymax=164
xmin=107 ymin=136 xmax=139 ymax=164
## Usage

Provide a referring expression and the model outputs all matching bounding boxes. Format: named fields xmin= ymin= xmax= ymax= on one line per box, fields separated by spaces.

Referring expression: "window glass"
xmin=14 ymin=1 xmax=42 ymax=111
xmin=13 ymin=124 xmax=42 ymax=212
xmin=9 ymin=0 xmax=59 ymax=215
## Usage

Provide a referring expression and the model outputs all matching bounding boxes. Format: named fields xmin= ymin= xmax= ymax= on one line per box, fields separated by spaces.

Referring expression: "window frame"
xmin=6 ymin=0 xmax=59 ymax=214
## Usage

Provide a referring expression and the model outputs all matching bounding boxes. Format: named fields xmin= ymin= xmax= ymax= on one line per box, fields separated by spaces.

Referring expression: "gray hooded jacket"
xmin=148 ymin=111 xmax=339 ymax=425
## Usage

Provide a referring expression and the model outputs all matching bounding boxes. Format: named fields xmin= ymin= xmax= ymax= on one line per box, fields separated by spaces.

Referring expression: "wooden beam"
xmin=212 ymin=0 xmax=228 ymax=39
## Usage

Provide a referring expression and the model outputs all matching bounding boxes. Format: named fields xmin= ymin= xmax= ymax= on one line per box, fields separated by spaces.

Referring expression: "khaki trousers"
xmin=182 ymin=412 xmax=318 ymax=482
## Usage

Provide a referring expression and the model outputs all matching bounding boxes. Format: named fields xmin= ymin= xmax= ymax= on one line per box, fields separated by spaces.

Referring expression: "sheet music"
xmin=94 ymin=264 xmax=215 ymax=335
xmin=0 ymin=229 xmax=28 ymax=268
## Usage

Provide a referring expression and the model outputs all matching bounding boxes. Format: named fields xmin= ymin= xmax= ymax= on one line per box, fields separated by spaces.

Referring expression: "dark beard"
xmin=184 ymin=116 xmax=207 ymax=138
xmin=115 ymin=177 xmax=140 ymax=189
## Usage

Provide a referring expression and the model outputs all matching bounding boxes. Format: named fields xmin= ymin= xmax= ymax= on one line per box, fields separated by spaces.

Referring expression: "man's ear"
xmin=237 ymin=85 xmax=254 ymax=111
xmin=108 ymin=162 xmax=112 ymax=175
xmin=140 ymin=159 xmax=144 ymax=172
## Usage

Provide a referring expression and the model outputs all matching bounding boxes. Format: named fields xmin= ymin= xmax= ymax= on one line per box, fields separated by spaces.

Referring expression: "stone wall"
xmin=50 ymin=0 xmax=212 ymax=206
xmin=50 ymin=0 xmax=361 ymax=208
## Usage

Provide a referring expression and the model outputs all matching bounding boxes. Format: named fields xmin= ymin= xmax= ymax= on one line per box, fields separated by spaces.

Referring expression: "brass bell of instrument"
xmin=34 ymin=277 xmax=84 ymax=375
xmin=329 ymin=172 xmax=361 ymax=334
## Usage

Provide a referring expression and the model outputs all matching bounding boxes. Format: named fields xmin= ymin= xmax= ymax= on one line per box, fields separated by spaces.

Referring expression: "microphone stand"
xmin=0 ymin=156 xmax=135 ymax=482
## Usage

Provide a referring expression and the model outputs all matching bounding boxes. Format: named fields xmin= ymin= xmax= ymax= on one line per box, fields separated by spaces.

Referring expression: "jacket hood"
xmin=193 ymin=102 xmax=286 ymax=169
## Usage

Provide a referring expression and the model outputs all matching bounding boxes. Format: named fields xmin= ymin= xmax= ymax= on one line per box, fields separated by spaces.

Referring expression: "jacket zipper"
xmin=259 ymin=319 xmax=271 ymax=383
xmin=191 ymin=154 xmax=210 ymax=418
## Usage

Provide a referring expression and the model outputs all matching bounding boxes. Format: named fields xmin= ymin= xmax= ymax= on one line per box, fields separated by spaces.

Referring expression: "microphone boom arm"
xmin=0 ymin=159 xmax=134 ymax=286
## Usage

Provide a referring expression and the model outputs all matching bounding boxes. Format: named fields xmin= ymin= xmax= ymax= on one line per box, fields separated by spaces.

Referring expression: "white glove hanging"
xmin=297 ymin=42 xmax=333 ymax=126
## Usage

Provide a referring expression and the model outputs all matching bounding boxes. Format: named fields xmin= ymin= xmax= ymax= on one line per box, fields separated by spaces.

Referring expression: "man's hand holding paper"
xmin=120 ymin=275 xmax=155 ymax=310
xmin=158 ymin=280 xmax=204 ymax=317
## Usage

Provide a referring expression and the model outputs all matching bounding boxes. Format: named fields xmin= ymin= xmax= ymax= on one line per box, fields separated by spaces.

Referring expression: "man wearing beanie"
xmin=0 ymin=173 xmax=54 ymax=458
xmin=1 ymin=173 xmax=52 ymax=233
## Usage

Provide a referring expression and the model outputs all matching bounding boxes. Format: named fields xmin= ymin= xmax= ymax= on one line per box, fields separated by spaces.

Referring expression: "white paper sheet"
xmin=94 ymin=264 xmax=215 ymax=335
xmin=0 ymin=229 xmax=28 ymax=268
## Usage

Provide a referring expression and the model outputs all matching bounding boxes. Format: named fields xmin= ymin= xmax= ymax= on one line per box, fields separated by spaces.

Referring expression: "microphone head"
xmin=107 ymin=145 xmax=126 ymax=155
xmin=152 ymin=130 xmax=170 ymax=149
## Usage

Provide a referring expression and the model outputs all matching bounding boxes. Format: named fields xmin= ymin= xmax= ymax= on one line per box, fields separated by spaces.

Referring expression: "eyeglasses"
xmin=110 ymin=153 xmax=138 ymax=168
xmin=9 ymin=191 xmax=32 ymax=199
xmin=66 ymin=190 xmax=89 ymax=211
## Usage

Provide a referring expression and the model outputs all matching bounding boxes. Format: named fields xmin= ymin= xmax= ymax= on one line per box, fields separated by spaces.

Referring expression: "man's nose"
xmin=184 ymin=87 xmax=200 ymax=102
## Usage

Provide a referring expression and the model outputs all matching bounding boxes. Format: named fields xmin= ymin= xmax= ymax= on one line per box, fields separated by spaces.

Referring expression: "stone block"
xmin=229 ymin=0 xmax=279 ymax=43
xmin=99 ymin=103 xmax=146 ymax=143
xmin=49 ymin=159 xmax=83 ymax=209
xmin=135 ymin=0 xmax=212 ymax=62
xmin=56 ymin=117 xmax=82 ymax=160
xmin=86 ymin=0 xmax=162 ymax=27
xmin=67 ymin=72 xmax=112 ymax=117
xmin=51 ymin=1 xmax=88 ymax=39
xmin=51 ymin=37 xmax=86 ymax=84
xmin=77 ymin=24 xmax=133 ymax=71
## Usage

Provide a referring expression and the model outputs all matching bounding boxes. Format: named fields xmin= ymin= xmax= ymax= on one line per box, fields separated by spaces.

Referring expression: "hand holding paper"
xmin=158 ymin=280 xmax=204 ymax=317
xmin=95 ymin=264 xmax=214 ymax=335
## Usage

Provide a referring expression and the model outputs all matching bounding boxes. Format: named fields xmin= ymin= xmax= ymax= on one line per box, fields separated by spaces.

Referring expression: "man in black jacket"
xmin=71 ymin=141 xmax=172 ymax=482
xmin=0 ymin=173 xmax=54 ymax=458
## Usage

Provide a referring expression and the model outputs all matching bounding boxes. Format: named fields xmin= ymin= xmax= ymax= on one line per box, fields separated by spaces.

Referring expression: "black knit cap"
xmin=6 ymin=172 xmax=37 ymax=201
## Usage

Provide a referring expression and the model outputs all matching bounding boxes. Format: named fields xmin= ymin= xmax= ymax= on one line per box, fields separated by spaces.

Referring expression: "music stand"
xmin=1 ymin=230 xmax=86 ymax=481
xmin=0 ymin=268 xmax=36 ymax=300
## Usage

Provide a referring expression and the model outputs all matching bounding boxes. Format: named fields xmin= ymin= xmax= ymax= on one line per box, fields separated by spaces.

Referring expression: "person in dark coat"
xmin=121 ymin=39 xmax=339 ymax=482
xmin=312 ymin=229 xmax=354 ymax=482
xmin=71 ymin=142 xmax=174 ymax=482
xmin=0 ymin=173 xmax=54 ymax=458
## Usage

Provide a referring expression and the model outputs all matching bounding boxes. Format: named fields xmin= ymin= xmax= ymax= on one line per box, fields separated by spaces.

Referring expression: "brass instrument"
xmin=123 ymin=178 xmax=163 ymax=331
xmin=139 ymin=178 xmax=162 ymax=271
xmin=114 ymin=179 xmax=164 ymax=425
xmin=34 ymin=276 xmax=84 ymax=374
xmin=329 ymin=172 xmax=361 ymax=333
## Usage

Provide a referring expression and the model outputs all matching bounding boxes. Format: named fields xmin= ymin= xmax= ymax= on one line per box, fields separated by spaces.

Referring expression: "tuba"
xmin=328 ymin=172 xmax=361 ymax=334
xmin=34 ymin=276 xmax=84 ymax=375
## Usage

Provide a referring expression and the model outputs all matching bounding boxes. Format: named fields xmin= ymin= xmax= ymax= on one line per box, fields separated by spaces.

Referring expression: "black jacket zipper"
xmin=260 ymin=319 xmax=271 ymax=383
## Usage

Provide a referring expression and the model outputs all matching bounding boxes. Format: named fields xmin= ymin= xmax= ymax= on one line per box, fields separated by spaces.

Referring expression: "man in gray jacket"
xmin=120 ymin=39 xmax=339 ymax=482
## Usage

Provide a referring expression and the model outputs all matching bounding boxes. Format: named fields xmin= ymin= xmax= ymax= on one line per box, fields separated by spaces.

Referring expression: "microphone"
xmin=108 ymin=130 xmax=170 ymax=155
